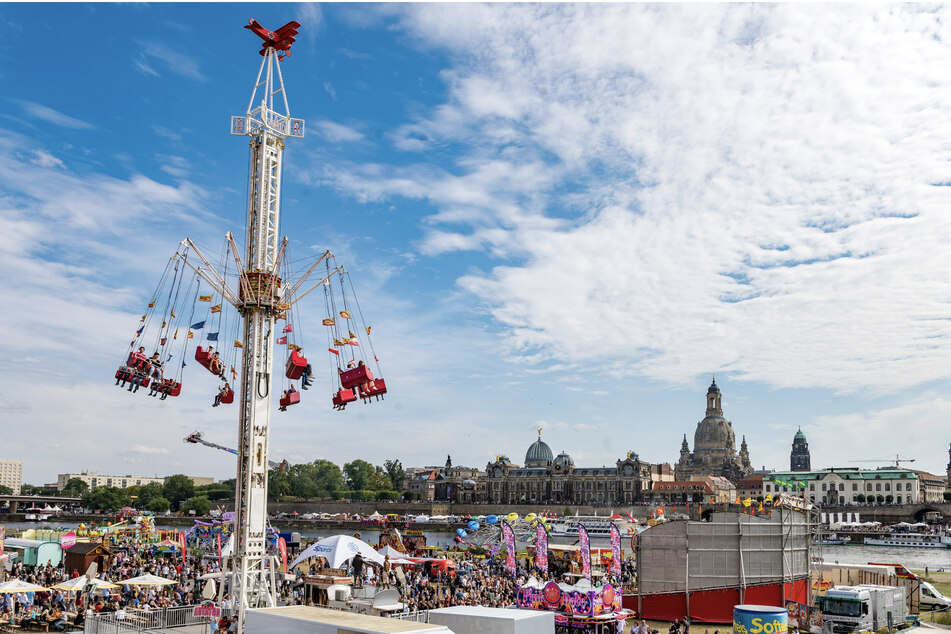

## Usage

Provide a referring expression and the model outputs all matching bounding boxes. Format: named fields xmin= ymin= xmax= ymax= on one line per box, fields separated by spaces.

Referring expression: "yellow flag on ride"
xmin=233 ymin=340 xmax=243 ymax=348
xmin=188 ymin=331 xmax=194 ymax=339
xmin=170 ymin=309 xmax=176 ymax=318
xmin=211 ymin=304 xmax=222 ymax=313
xmin=333 ymin=338 xmax=345 ymax=346
xmin=161 ymin=320 xmax=167 ymax=328
xmin=288 ymin=344 xmax=301 ymax=352
xmin=339 ymin=310 xmax=351 ymax=319
xmin=349 ymin=330 xmax=356 ymax=339
xmin=173 ymin=329 xmax=178 ymax=340
xmin=199 ymin=295 xmax=212 ymax=302
xmin=148 ymin=300 xmax=155 ymax=308
xmin=743 ymin=498 xmax=752 ymax=507
xmin=231 ymin=366 xmax=237 ymax=380
xmin=366 ymin=326 xmax=372 ymax=335
xmin=322 ymin=318 xmax=335 ymax=326
xmin=140 ymin=315 xmax=146 ymax=322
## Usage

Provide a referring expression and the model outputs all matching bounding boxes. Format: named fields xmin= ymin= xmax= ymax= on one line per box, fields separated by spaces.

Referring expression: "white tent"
xmin=377 ymin=545 xmax=408 ymax=558
xmin=289 ymin=535 xmax=385 ymax=570
xmin=368 ymin=511 xmax=384 ymax=520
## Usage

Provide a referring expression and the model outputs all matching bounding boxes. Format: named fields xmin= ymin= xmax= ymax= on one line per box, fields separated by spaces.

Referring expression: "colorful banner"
xmin=503 ymin=521 xmax=517 ymax=576
xmin=216 ymin=533 xmax=222 ymax=565
xmin=278 ymin=537 xmax=288 ymax=572
xmin=60 ymin=532 xmax=77 ymax=549
xmin=578 ymin=524 xmax=591 ymax=582
xmin=609 ymin=524 xmax=621 ymax=576
xmin=180 ymin=531 xmax=187 ymax=562
xmin=517 ymin=581 xmax=621 ymax=616
xmin=535 ymin=522 xmax=549 ymax=576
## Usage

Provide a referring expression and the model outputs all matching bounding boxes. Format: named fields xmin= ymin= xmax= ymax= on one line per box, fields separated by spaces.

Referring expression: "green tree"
xmin=383 ymin=460 xmax=406 ymax=492
xmin=344 ymin=460 xmax=376 ymax=491
xmin=182 ymin=496 xmax=212 ymax=516
xmin=875 ymin=494 xmax=885 ymax=504
xmin=61 ymin=478 xmax=89 ymax=497
xmin=373 ymin=466 xmax=393 ymax=491
xmin=885 ymin=494 xmax=893 ymax=504
xmin=147 ymin=496 xmax=171 ymax=513
xmin=195 ymin=484 xmax=234 ymax=501
xmin=81 ymin=487 xmax=130 ymax=512
xmin=21 ymin=484 xmax=45 ymax=495
xmin=0 ymin=485 xmax=12 ymax=495
xmin=163 ymin=475 xmax=195 ymax=510
xmin=943 ymin=492 xmax=951 ymax=502
xmin=856 ymin=494 xmax=866 ymax=504
xmin=133 ymin=482 xmax=166 ymax=509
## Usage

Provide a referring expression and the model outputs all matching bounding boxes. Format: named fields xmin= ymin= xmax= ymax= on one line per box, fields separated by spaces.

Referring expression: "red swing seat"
xmin=195 ymin=346 xmax=212 ymax=368
xmin=138 ymin=376 xmax=151 ymax=389
xmin=166 ymin=381 xmax=182 ymax=397
xmin=340 ymin=365 xmax=373 ymax=389
xmin=360 ymin=378 xmax=387 ymax=401
xmin=285 ymin=350 xmax=307 ymax=380
xmin=333 ymin=389 xmax=357 ymax=407
xmin=115 ymin=368 xmax=133 ymax=382
xmin=220 ymin=389 xmax=234 ymax=404
xmin=279 ymin=391 xmax=300 ymax=408
xmin=127 ymin=352 xmax=150 ymax=370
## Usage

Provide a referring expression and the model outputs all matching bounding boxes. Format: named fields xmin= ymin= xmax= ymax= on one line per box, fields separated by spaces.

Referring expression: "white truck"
xmin=820 ymin=585 xmax=907 ymax=634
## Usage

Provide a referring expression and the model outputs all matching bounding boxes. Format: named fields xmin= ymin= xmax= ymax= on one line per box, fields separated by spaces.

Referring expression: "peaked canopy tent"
xmin=289 ymin=535 xmax=384 ymax=570
xmin=376 ymin=545 xmax=408 ymax=558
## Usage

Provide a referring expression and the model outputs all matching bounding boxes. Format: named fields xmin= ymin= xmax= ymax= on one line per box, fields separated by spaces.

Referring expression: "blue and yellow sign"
xmin=734 ymin=605 xmax=788 ymax=634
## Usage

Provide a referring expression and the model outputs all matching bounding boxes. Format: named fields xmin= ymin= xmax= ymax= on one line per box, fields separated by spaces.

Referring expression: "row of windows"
xmin=766 ymin=481 xmax=914 ymax=493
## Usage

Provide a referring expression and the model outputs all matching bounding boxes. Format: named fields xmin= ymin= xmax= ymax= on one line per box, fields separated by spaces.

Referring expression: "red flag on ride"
xmin=276 ymin=336 xmax=287 ymax=345
xmin=283 ymin=324 xmax=293 ymax=333
xmin=348 ymin=339 xmax=359 ymax=346
xmin=328 ymin=348 xmax=339 ymax=355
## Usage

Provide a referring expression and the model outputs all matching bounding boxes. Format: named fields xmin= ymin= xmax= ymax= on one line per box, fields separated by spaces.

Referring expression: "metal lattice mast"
xmin=228 ymin=24 xmax=305 ymax=633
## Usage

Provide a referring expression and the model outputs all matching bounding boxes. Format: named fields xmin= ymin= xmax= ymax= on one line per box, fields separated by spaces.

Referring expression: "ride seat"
xmin=333 ymin=389 xmax=357 ymax=407
xmin=195 ymin=346 xmax=212 ymax=367
xmin=115 ymin=368 xmax=133 ymax=381
xmin=340 ymin=365 xmax=373 ymax=389
xmin=285 ymin=350 xmax=307 ymax=380
xmin=167 ymin=382 xmax=182 ymax=397
xmin=220 ymin=389 xmax=234 ymax=404
xmin=360 ymin=378 xmax=387 ymax=401
xmin=279 ymin=391 xmax=301 ymax=408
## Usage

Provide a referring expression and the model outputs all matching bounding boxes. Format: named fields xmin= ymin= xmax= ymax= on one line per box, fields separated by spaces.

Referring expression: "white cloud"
xmin=137 ymin=41 xmax=205 ymax=81
xmin=321 ymin=4 xmax=951 ymax=394
xmin=128 ymin=445 xmax=170 ymax=455
xmin=314 ymin=120 xmax=364 ymax=143
xmin=16 ymin=101 xmax=93 ymax=129
xmin=29 ymin=150 xmax=64 ymax=169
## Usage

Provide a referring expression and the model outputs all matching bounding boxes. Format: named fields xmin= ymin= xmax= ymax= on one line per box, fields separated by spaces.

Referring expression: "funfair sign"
xmin=517 ymin=581 xmax=622 ymax=617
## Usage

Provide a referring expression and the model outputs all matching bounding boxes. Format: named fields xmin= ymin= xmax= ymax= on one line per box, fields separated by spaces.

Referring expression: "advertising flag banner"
xmin=180 ymin=531 xmax=187 ymax=562
xmin=535 ymin=522 xmax=548 ymax=576
xmin=502 ymin=521 xmax=517 ymax=576
xmin=578 ymin=524 xmax=591 ymax=582
xmin=217 ymin=533 xmax=222 ymax=565
xmin=609 ymin=524 xmax=622 ymax=576
xmin=278 ymin=537 xmax=288 ymax=572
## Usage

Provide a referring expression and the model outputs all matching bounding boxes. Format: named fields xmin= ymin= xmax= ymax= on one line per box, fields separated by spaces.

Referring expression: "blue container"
xmin=733 ymin=605 xmax=788 ymax=634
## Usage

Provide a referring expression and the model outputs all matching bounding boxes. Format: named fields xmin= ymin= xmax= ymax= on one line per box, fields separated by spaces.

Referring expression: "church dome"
xmin=794 ymin=429 xmax=806 ymax=441
xmin=525 ymin=437 xmax=553 ymax=466
xmin=553 ymin=452 xmax=574 ymax=468
xmin=708 ymin=378 xmax=720 ymax=395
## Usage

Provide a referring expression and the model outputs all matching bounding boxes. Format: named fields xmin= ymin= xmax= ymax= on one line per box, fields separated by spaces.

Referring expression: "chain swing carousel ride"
xmin=111 ymin=19 xmax=389 ymax=632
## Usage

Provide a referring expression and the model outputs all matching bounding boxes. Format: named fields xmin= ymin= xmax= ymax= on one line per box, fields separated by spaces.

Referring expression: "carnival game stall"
xmin=517 ymin=577 xmax=631 ymax=634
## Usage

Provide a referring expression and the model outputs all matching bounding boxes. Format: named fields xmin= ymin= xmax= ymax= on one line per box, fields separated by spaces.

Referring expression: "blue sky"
xmin=3 ymin=3 xmax=951 ymax=487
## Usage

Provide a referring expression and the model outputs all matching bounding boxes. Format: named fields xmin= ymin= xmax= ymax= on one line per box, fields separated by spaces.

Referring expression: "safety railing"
xmin=84 ymin=606 xmax=211 ymax=634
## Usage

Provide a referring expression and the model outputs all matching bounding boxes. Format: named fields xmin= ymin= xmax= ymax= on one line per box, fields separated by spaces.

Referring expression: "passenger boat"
xmin=547 ymin=516 xmax=637 ymax=545
xmin=864 ymin=533 xmax=949 ymax=548
xmin=814 ymin=533 xmax=848 ymax=545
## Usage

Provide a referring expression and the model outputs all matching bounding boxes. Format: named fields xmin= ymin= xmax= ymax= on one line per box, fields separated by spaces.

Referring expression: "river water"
xmin=7 ymin=522 xmax=951 ymax=571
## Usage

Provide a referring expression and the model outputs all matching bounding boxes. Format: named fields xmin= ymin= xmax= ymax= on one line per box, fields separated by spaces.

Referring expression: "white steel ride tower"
xmin=227 ymin=19 xmax=304 ymax=632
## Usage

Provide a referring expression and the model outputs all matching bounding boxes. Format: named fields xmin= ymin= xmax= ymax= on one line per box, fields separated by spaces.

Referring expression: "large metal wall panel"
xmin=637 ymin=510 xmax=810 ymax=594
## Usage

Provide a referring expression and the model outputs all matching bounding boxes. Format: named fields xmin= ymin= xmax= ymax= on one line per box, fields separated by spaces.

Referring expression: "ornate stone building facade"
xmin=674 ymin=378 xmax=752 ymax=484
xmin=478 ymin=431 xmax=653 ymax=505
xmin=790 ymin=428 xmax=811 ymax=472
